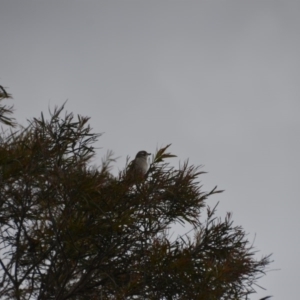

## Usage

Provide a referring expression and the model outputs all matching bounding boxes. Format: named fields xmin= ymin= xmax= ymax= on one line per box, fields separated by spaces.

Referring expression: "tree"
xmin=0 ymin=88 xmax=271 ymax=300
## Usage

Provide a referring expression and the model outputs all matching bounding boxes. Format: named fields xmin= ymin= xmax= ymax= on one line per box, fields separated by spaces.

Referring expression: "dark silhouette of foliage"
xmin=0 ymin=90 xmax=272 ymax=300
xmin=0 ymin=86 xmax=16 ymax=127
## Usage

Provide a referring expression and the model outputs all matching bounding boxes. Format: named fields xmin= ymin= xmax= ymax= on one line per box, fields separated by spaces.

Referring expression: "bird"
xmin=132 ymin=150 xmax=151 ymax=175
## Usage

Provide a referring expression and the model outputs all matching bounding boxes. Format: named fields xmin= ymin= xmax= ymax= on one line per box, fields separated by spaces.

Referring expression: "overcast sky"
xmin=1 ymin=1 xmax=300 ymax=299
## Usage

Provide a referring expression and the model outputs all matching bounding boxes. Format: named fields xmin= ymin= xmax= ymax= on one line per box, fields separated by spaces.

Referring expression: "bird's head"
xmin=135 ymin=150 xmax=151 ymax=159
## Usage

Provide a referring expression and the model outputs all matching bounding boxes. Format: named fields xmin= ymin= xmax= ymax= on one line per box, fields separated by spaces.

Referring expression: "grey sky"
xmin=1 ymin=1 xmax=300 ymax=299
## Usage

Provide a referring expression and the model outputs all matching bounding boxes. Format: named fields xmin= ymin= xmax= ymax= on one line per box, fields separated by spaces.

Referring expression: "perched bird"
xmin=132 ymin=150 xmax=151 ymax=175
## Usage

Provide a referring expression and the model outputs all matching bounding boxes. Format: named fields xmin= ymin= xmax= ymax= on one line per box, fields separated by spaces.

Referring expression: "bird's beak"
xmin=147 ymin=153 xmax=151 ymax=155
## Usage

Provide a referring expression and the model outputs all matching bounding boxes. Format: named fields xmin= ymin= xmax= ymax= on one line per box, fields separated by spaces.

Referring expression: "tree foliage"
xmin=0 ymin=89 xmax=271 ymax=299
